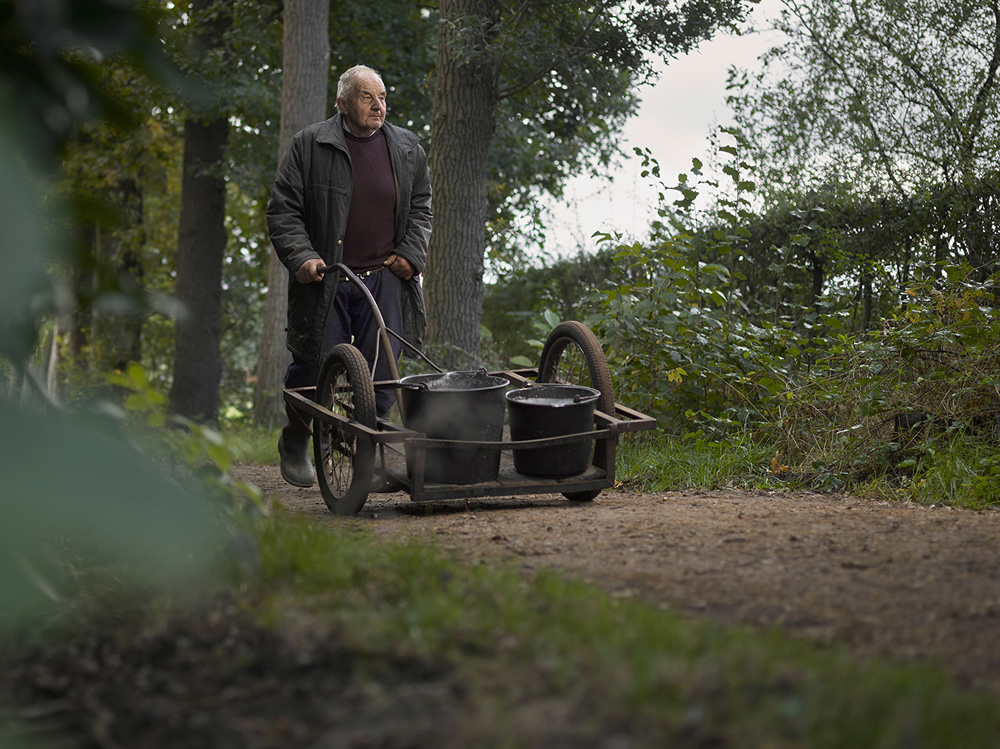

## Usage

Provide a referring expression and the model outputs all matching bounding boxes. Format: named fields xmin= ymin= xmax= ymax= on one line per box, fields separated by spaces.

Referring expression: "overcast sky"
xmin=542 ymin=1 xmax=785 ymax=257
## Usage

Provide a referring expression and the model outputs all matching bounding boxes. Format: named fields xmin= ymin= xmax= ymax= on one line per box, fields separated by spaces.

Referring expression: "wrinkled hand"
xmin=384 ymin=253 xmax=414 ymax=281
xmin=295 ymin=258 xmax=325 ymax=284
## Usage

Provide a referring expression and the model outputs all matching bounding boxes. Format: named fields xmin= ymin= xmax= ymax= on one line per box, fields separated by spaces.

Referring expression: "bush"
xmin=574 ymin=142 xmax=1000 ymax=505
xmin=778 ymin=264 xmax=1000 ymax=503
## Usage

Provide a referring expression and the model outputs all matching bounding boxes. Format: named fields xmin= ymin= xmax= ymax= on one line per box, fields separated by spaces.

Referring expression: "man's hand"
xmin=384 ymin=253 xmax=414 ymax=281
xmin=295 ymin=258 xmax=326 ymax=284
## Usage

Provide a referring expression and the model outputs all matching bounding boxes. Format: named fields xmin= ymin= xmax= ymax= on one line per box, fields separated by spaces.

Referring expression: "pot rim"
xmin=505 ymin=383 xmax=601 ymax=406
xmin=399 ymin=370 xmax=509 ymax=392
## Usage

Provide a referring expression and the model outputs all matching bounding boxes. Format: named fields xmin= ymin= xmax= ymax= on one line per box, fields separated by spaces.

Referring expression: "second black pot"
xmin=506 ymin=384 xmax=601 ymax=477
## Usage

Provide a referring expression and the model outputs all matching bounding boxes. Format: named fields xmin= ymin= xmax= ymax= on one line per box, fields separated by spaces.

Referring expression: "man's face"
xmin=339 ymin=72 xmax=387 ymax=137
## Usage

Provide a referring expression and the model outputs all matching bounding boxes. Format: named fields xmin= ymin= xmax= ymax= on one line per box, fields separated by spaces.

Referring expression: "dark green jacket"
xmin=266 ymin=113 xmax=432 ymax=363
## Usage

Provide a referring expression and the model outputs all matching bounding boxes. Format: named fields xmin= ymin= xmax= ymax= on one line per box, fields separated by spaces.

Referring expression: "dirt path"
xmin=244 ymin=464 xmax=1000 ymax=693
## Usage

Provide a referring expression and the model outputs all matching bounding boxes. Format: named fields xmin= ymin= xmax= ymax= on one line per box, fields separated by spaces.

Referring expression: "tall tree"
xmin=424 ymin=0 xmax=752 ymax=368
xmin=424 ymin=0 xmax=500 ymax=367
xmin=169 ymin=0 xmax=233 ymax=422
xmin=252 ymin=0 xmax=330 ymax=427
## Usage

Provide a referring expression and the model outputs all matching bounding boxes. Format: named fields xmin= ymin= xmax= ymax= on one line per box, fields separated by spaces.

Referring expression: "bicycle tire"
xmin=313 ymin=343 xmax=377 ymax=515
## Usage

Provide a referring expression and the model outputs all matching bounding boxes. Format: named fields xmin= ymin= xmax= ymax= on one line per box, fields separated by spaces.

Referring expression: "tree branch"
xmin=962 ymin=0 xmax=1000 ymax=160
xmin=497 ymin=1 xmax=610 ymax=100
xmin=848 ymin=0 xmax=964 ymax=147
xmin=785 ymin=0 xmax=907 ymax=195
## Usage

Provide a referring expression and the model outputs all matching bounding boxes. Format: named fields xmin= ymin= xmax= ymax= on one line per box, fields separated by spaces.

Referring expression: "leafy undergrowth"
xmin=4 ymin=511 xmax=999 ymax=748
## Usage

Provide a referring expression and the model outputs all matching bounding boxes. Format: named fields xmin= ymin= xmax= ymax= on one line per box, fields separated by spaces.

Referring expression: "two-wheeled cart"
xmin=283 ymin=264 xmax=656 ymax=515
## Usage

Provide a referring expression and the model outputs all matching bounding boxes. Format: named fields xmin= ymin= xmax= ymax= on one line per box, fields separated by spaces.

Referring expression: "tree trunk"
xmin=168 ymin=0 xmax=234 ymax=423
xmin=423 ymin=0 xmax=501 ymax=370
xmin=253 ymin=0 xmax=329 ymax=427
xmin=169 ymin=115 xmax=229 ymax=422
xmin=900 ymin=234 xmax=912 ymax=313
xmin=93 ymin=178 xmax=145 ymax=375
xmin=861 ymin=270 xmax=873 ymax=332
xmin=809 ymin=249 xmax=824 ymax=317
xmin=254 ymin=257 xmax=290 ymax=426
xmin=70 ymin=222 xmax=96 ymax=368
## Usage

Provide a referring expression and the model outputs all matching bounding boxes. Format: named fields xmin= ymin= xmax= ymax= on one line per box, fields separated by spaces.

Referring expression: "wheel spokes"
xmin=318 ymin=367 xmax=359 ymax=494
xmin=319 ymin=426 xmax=354 ymax=492
xmin=552 ymin=345 xmax=588 ymax=386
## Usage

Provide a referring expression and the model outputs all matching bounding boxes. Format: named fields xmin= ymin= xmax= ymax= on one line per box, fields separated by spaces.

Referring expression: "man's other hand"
xmin=384 ymin=254 xmax=414 ymax=281
xmin=295 ymin=258 xmax=325 ymax=284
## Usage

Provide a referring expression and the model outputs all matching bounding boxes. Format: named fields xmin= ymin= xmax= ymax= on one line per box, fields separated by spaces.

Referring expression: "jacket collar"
xmin=316 ymin=112 xmax=418 ymax=150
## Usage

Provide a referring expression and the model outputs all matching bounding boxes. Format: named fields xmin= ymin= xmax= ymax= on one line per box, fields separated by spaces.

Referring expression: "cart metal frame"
xmin=283 ymin=263 xmax=656 ymax=513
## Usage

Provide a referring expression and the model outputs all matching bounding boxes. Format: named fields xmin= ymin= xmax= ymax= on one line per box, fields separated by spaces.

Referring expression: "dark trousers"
xmin=284 ymin=269 xmax=402 ymax=418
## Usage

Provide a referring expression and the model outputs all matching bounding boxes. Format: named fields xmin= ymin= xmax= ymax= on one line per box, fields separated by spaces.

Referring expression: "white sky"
xmin=542 ymin=0 xmax=785 ymax=256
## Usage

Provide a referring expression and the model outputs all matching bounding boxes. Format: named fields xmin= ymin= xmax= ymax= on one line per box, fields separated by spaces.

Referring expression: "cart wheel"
xmin=313 ymin=343 xmax=377 ymax=515
xmin=537 ymin=321 xmax=615 ymax=501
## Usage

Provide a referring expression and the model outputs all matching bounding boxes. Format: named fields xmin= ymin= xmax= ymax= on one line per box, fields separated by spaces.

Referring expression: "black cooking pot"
xmin=506 ymin=384 xmax=601 ymax=477
xmin=399 ymin=370 xmax=508 ymax=484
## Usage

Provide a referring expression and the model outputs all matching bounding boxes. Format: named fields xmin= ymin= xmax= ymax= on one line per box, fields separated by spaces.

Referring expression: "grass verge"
xmin=617 ymin=433 xmax=778 ymax=492
xmin=221 ymin=420 xmax=282 ymax=465
xmin=617 ymin=431 xmax=1000 ymax=509
xmin=233 ymin=511 xmax=1000 ymax=747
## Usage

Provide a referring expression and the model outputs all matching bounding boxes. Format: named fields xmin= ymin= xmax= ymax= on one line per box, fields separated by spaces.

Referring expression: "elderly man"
xmin=267 ymin=64 xmax=432 ymax=487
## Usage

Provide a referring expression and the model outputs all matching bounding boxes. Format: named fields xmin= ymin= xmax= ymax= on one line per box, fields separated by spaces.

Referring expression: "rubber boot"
xmin=278 ymin=405 xmax=314 ymax=487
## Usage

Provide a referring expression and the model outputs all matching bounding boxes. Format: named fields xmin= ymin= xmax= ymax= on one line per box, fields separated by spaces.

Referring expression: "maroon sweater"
xmin=342 ymin=128 xmax=397 ymax=272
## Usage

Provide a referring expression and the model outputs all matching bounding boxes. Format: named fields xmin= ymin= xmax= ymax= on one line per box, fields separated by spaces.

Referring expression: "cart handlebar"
xmin=315 ymin=263 xmax=446 ymax=380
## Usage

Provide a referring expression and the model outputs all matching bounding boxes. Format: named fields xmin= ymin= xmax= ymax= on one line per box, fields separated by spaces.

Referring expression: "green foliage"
xmin=731 ymin=0 xmax=1000 ymax=193
xmin=481 ymin=0 xmax=753 ymax=265
xmin=106 ymin=362 xmax=264 ymax=511
xmin=777 ymin=264 xmax=1000 ymax=504
xmin=482 ymin=250 xmax=622 ymax=367
xmin=510 ymin=128 xmax=1000 ymax=507
xmin=0 ymin=393 xmax=224 ymax=640
xmin=905 ymin=434 xmax=1000 ymax=511
xmin=0 ymin=0 xmax=252 ymax=658
xmin=697 ymin=0 xmax=1000 ymax=503
xmin=585 ymin=135 xmax=799 ymax=434
xmin=218 ymin=419 xmax=283 ymax=466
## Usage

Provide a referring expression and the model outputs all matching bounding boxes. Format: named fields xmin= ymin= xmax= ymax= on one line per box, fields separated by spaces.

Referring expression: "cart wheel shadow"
xmin=359 ymin=494 xmax=594 ymax=518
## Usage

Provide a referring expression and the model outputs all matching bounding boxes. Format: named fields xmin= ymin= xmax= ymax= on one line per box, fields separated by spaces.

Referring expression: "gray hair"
xmin=337 ymin=65 xmax=383 ymax=103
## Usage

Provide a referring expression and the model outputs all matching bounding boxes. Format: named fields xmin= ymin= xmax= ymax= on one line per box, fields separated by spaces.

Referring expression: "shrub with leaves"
xmin=778 ymin=263 xmax=1000 ymax=503
xmin=567 ymin=132 xmax=1000 ymax=506
xmin=106 ymin=362 xmax=264 ymax=512
xmin=585 ymin=137 xmax=810 ymax=435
